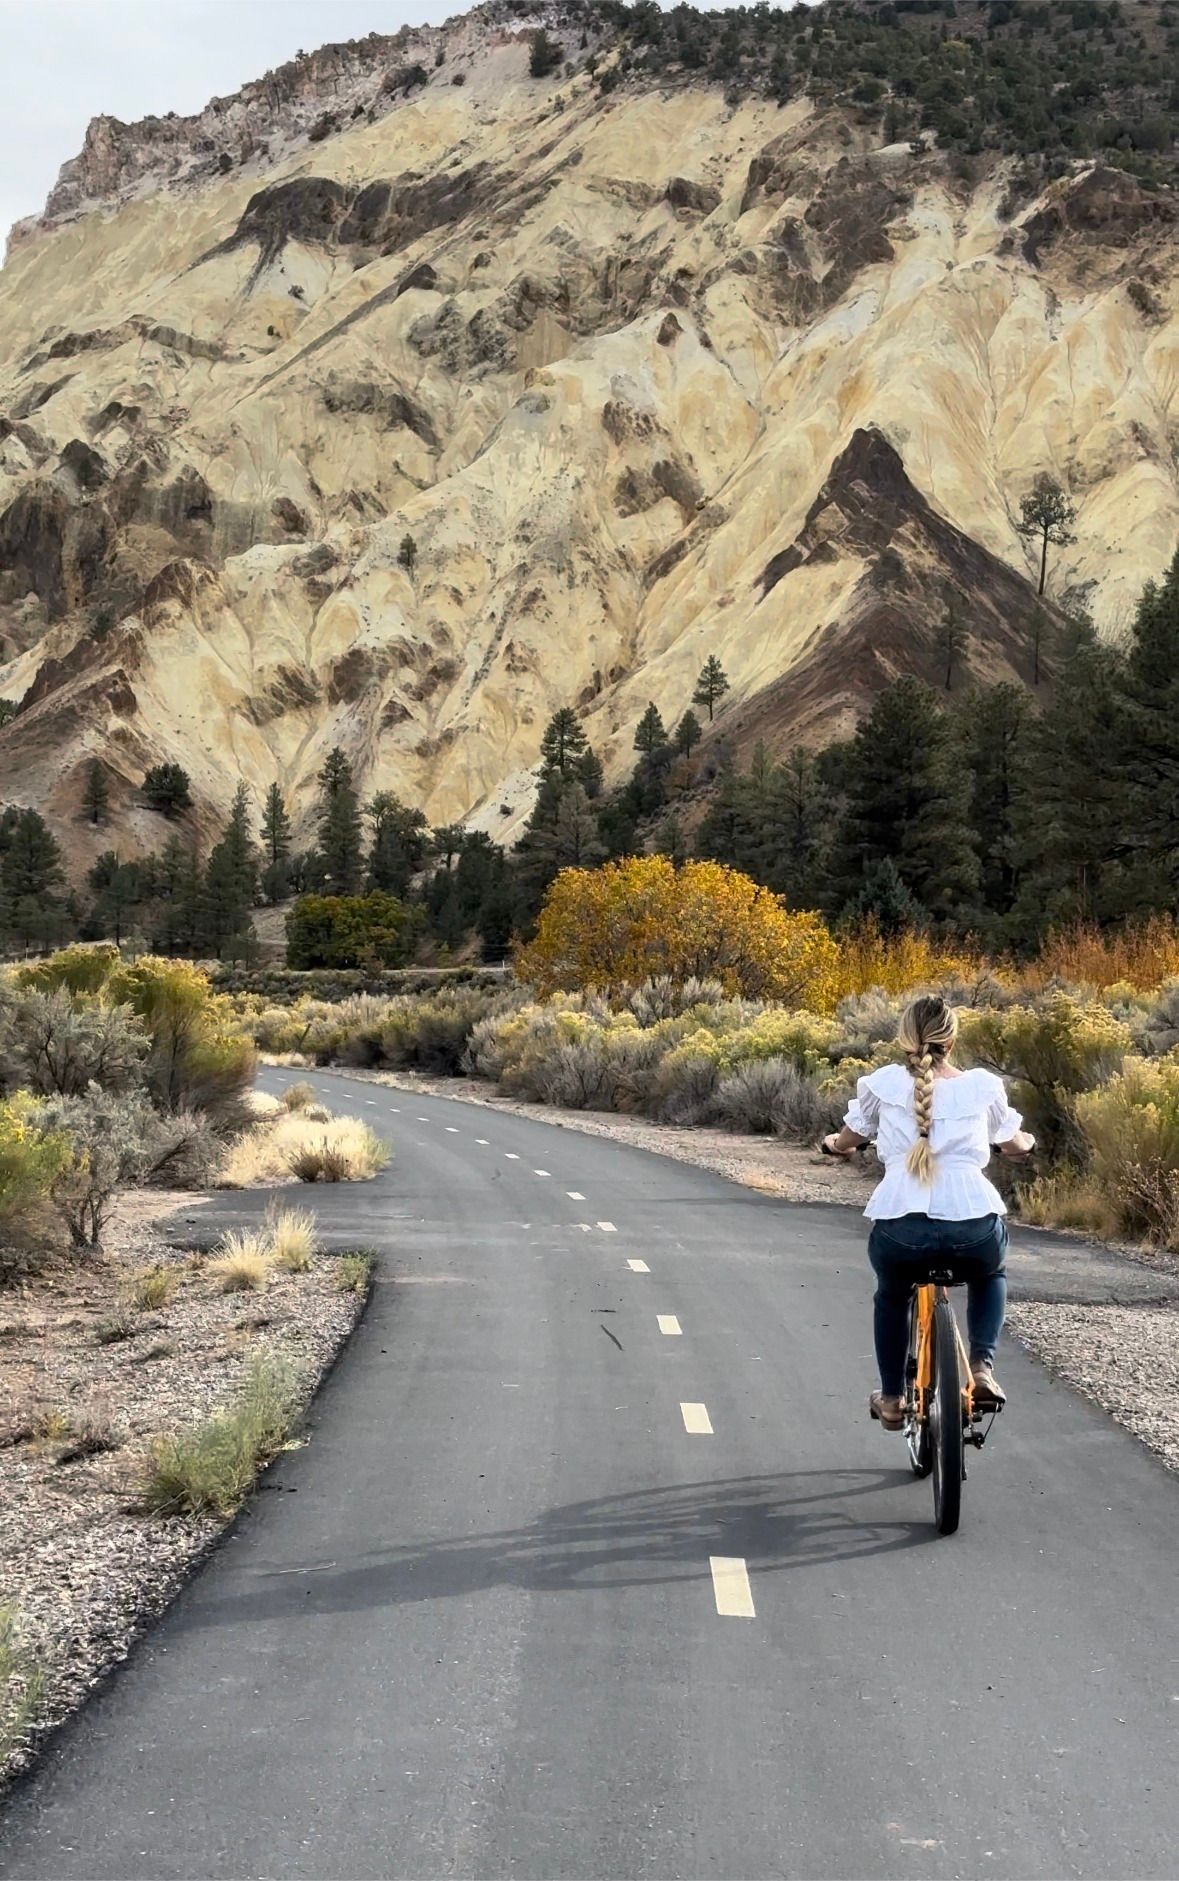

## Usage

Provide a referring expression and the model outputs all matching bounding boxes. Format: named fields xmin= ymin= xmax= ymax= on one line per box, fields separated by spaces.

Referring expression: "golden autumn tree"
xmin=517 ymin=856 xmax=840 ymax=1009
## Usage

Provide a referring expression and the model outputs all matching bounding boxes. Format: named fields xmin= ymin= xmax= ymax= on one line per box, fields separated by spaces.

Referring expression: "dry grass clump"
xmin=141 ymin=1353 xmax=301 ymax=1517
xmin=209 ymin=1228 xmax=271 ymax=1293
xmin=218 ymin=1110 xmax=389 ymax=1187
xmin=267 ymin=1203 xmax=315 ymax=1272
xmin=125 ymin=1264 xmax=178 ymax=1310
xmin=1018 ymin=1174 xmax=1116 ymax=1236
xmin=285 ymin=1119 xmax=389 ymax=1184
xmin=281 ymin=1082 xmax=316 ymax=1111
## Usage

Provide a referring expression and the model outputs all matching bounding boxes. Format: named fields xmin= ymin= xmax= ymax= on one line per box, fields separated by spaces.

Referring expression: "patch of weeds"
xmin=142 ymin=1353 xmax=302 ymax=1517
xmin=266 ymin=1203 xmax=315 ymax=1272
xmin=56 ymin=1399 xmax=121 ymax=1465
xmin=95 ymin=1312 xmax=136 ymax=1346
xmin=126 ymin=1264 xmax=178 ymax=1310
xmin=0 ymin=1605 xmax=46 ymax=1762
xmin=334 ymin=1252 xmax=374 ymax=1296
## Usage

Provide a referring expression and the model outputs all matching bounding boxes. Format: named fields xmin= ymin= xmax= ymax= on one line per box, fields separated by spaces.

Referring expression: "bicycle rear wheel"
xmin=930 ymin=1300 xmax=964 ymax=1535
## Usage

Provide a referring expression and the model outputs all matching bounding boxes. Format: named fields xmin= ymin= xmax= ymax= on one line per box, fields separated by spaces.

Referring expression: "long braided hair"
xmin=897 ymin=995 xmax=959 ymax=1185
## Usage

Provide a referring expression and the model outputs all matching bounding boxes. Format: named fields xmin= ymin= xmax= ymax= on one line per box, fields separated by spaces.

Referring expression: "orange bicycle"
xmin=904 ymin=1270 xmax=1001 ymax=1535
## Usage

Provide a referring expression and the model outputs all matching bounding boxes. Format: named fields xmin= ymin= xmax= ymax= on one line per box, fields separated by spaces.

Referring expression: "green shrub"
xmin=126 ymin=1264 xmax=178 ymax=1310
xmin=960 ymin=993 xmax=1131 ymax=1164
xmin=285 ymin=892 xmax=420 ymax=970
xmin=0 ymin=1096 xmax=72 ymax=1226
xmin=712 ymin=1058 xmax=837 ymax=1140
xmin=142 ymin=1354 xmax=301 ymax=1517
xmin=0 ymin=986 xmax=148 ymax=1098
xmin=334 ymin=1252 xmax=374 ymax=1295
xmin=0 ymin=1604 xmax=45 ymax=1761
xmin=1076 ymin=1058 xmax=1179 ymax=1246
xmin=32 ymin=1091 xmax=199 ymax=1250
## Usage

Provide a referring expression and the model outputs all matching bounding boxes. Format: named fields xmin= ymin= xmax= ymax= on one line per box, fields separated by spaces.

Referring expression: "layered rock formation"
xmin=0 ymin=3 xmax=1176 ymax=862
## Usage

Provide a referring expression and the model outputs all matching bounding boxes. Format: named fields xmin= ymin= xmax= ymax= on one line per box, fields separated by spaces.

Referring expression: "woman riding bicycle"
xmin=822 ymin=995 xmax=1035 ymax=1431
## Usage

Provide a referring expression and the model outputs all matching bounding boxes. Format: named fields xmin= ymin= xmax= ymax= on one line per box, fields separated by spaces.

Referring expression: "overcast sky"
xmin=0 ymin=0 xmax=444 ymax=244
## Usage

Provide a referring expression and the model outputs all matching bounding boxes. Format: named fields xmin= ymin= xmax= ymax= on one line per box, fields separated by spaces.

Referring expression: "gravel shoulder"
xmin=320 ymin=1066 xmax=1179 ymax=1476
xmin=0 ymin=1191 xmax=366 ymax=1787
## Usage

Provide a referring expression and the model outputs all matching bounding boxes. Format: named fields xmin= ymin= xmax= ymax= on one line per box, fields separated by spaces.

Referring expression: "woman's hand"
xmin=997 ymin=1132 xmax=1036 ymax=1161
xmin=821 ymin=1131 xmax=861 ymax=1160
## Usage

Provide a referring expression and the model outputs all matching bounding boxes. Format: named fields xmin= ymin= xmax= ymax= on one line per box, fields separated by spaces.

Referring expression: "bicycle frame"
xmin=910 ymin=1281 xmax=976 ymax=1424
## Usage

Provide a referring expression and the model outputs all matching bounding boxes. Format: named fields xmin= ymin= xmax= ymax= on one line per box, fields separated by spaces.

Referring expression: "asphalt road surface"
xmin=2 ymin=1066 xmax=1177 ymax=1881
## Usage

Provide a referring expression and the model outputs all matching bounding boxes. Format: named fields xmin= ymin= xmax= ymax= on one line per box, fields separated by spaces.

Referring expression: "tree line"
xmin=2 ymin=553 xmax=1176 ymax=964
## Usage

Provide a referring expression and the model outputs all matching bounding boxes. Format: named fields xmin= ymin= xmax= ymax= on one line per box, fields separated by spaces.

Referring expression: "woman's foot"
xmin=971 ymin=1361 xmax=1006 ymax=1406
xmin=869 ymin=1391 xmax=905 ymax=1431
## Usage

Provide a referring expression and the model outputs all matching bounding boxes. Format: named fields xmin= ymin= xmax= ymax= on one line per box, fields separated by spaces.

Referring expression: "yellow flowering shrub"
xmin=832 ymin=920 xmax=981 ymax=1000
xmin=1076 ymin=1056 xmax=1179 ymax=1245
xmin=518 ymin=857 xmax=840 ymax=1009
xmin=0 ymin=1095 xmax=72 ymax=1222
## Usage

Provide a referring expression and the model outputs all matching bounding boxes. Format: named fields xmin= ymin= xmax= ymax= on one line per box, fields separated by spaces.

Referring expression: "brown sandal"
xmin=869 ymin=1391 xmax=905 ymax=1431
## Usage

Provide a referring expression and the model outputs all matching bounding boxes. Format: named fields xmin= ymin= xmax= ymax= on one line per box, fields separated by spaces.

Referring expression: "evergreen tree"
xmin=314 ymin=747 xmax=364 ymax=895
xmin=0 ymin=808 xmax=66 ymax=950
xmin=398 ymin=534 xmax=418 ymax=574
xmin=201 ymin=785 xmax=258 ymax=959
xmin=829 ymin=676 xmax=979 ymax=925
xmin=367 ymin=792 xmax=429 ymax=897
xmin=260 ymin=783 xmax=292 ymax=903
xmin=960 ymin=684 xmax=1030 ymax=923
xmin=1029 ymin=605 xmax=1051 ymax=687
xmin=432 ymin=823 xmax=466 ymax=870
xmin=845 ymin=858 xmax=924 ymax=935
xmin=693 ymin=655 xmax=731 ymax=722
xmin=675 ymin=710 xmax=703 ymax=756
xmin=1017 ymin=475 xmax=1077 ymax=597
xmin=577 ymin=746 xmax=604 ymax=800
xmin=529 ymin=27 xmax=563 ymax=76
xmin=938 ymin=598 xmax=968 ymax=691
xmin=655 ymin=814 xmax=688 ymax=863
xmin=762 ymin=749 xmax=836 ymax=907
xmin=1110 ymin=548 xmax=1179 ymax=908
xmin=539 ymin=708 xmax=589 ymax=778
xmin=142 ymin=762 xmax=192 ymax=819
xmin=697 ymin=762 xmax=750 ymax=868
xmin=81 ymin=759 xmax=110 ymax=826
xmin=150 ymin=836 xmax=203 ymax=955
xmin=634 ymin=702 xmax=668 ymax=756
xmin=88 ymin=852 xmax=143 ymax=945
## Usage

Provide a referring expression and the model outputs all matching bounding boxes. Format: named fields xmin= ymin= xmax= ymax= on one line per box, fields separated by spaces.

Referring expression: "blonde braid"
xmin=897 ymin=996 xmax=959 ymax=1186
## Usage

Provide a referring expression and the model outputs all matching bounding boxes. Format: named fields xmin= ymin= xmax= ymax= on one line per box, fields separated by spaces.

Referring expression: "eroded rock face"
xmin=0 ymin=17 xmax=1176 ymax=861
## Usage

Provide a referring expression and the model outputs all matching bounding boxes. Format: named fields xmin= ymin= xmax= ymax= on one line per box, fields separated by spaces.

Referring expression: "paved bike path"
xmin=1 ymin=1066 xmax=1176 ymax=1880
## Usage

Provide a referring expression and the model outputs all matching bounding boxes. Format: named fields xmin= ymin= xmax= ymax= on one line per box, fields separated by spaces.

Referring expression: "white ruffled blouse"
xmin=844 ymin=1062 xmax=1023 ymax=1222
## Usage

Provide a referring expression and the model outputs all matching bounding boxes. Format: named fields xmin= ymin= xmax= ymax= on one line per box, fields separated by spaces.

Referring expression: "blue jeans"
xmin=867 ymin=1213 xmax=1008 ymax=1398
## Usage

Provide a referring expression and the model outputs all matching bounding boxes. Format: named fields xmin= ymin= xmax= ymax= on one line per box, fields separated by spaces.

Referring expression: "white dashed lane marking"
xmin=681 ymin=1402 xmax=713 ymax=1435
xmin=597 ymin=1221 xmax=617 ymax=1233
xmin=505 ymin=1153 xmax=520 ymax=1161
xmin=627 ymin=1259 xmax=649 ymax=1273
xmin=417 ymin=1117 xmax=430 ymax=1123
xmin=657 ymin=1315 xmax=682 ymax=1337
xmin=446 ymin=1127 xmax=460 ymax=1133
xmin=534 ymin=1170 xmax=550 ymax=1178
xmin=567 ymin=1191 xmax=585 ymax=1201
xmin=710 ymin=1557 xmax=755 ymax=1618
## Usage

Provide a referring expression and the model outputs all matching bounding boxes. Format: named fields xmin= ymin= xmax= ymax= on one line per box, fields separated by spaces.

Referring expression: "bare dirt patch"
xmin=1008 ymin=1301 xmax=1179 ymax=1475
xmin=0 ymin=1190 xmax=364 ymax=1785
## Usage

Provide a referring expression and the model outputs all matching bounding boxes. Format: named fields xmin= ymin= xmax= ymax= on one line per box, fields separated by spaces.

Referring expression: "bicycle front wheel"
xmin=930 ymin=1300 xmax=964 ymax=1535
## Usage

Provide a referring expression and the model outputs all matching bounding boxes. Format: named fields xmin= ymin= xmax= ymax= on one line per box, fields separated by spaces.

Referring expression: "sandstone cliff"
xmin=0 ymin=2 xmax=1176 ymax=863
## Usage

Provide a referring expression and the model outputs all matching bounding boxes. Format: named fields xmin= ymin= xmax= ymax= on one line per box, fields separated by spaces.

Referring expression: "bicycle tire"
xmin=930 ymin=1299 xmax=964 ymax=1535
xmin=905 ymin=1298 xmax=932 ymax=1478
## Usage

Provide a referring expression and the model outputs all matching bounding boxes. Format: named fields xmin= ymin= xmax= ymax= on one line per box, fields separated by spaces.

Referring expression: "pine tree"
xmin=655 ymin=814 xmax=687 ymax=862
xmin=151 ymin=835 xmax=203 ymax=954
xmin=938 ymin=599 xmax=968 ymax=691
xmin=142 ymin=762 xmax=192 ymax=818
xmin=1029 ymin=605 xmax=1051 ymax=687
xmin=762 ymin=749 xmax=835 ymax=907
xmin=529 ymin=27 xmax=563 ymax=76
xmin=829 ymin=676 xmax=979 ymax=924
xmin=846 ymin=858 xmax=924 ymax=935
xmin=432 ymin=823 xmax=465 ymax=870
xmin=314 ymin=747 xmax=364 ymax=895
xmin=1110 ymin=548 xmax=1179 ymax=908
xmin=201 ymin=785 xmax=258 ymax=959
xmin=539 ymin=708 xmax=588 ymax=778
xmin=81 ymin=759 xmax=110 ymax=825
xmin=398 ymin=534 xmax=418 ymax=575
xmin=634 ymin=702 xmax=668 ymax=756
xmin=367 ymin=793 xmax=428 ymax=897
xmin=675 ymin=710 xmax=703 ymax=756
xmin=960 ymin=684 xmax=1030 ymax=923
xmin=0 ymin=808 xmax=66 ymax=950
xmin=1017 ymin=475 xmax=1077 ymax=597
xmin=260 ymin=783 xmax=292 ymax=903
xmin=693 ymin=656 xmax=730 ymax=722
xmin=577 ymin=746 xmax=604 ymax=800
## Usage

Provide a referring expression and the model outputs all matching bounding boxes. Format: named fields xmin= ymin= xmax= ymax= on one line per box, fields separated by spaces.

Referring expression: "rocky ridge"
xmin=0 ymin=3 xmax=1176 ymax=861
